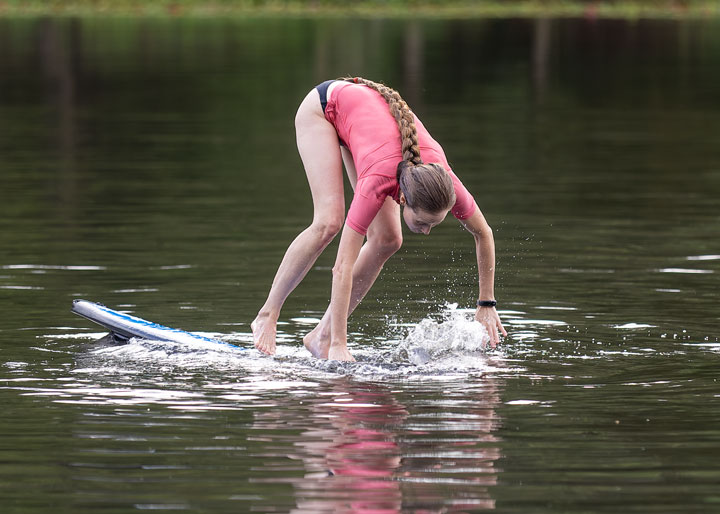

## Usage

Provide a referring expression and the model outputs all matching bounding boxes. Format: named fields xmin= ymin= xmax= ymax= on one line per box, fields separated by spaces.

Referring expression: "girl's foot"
xmin=252 ymin=315 xmax=277 ymax=355
xmin=303 ymin=324 xmax=330 ymax=359
xmin=328 ymin=345 xmax=355 ymax=362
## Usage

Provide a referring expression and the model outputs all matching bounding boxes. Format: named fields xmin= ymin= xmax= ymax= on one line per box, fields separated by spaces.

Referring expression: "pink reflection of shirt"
xmin=324 ymin=82 xmax=478 ymax=236
xmin=329 ymin=428 xmax=400 ymax=514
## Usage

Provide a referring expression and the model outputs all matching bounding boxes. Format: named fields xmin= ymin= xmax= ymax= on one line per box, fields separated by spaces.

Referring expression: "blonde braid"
xmin=338 ymin=77 xmax=455 ymax=213
xmin=339 ymin=77 xmax=423 ymax=166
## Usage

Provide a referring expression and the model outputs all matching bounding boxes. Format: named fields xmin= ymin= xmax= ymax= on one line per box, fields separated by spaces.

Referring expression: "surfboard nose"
xmin=70 ymin=299 xmax=243 ymax=350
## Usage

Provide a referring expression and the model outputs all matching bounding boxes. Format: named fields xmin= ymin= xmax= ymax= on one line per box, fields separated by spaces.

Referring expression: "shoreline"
xmin=1 ymin=1 xmax=719 ymax=20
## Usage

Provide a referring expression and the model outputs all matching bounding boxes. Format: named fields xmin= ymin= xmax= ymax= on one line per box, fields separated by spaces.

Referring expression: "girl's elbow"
xmin=473 ymin=221 xmax=493 ymax=241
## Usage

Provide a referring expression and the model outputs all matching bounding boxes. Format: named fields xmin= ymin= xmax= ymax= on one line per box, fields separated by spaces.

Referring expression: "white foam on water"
xmin=289 ymin=317 xmax=322 ymax=325
xmin=685 ymin=342 xmax=720 ymax=351
xmin=390 ymin=306 xmax=490 ymax=369
xmin=341 ymin=304 xmax=510 ymax=378
xmin=4 ymin=361 xmax=28 ymax=369
xmin=506 ymin=319 xmax=567 ymax=326
xmin=656 ymin=268 xmax=713 ymax=274
xmin=75 ymin=304 xmax=509 ymax=381
xmin=613 ymin=323 xmax=656 ymax=329
xmin=91 ymin=339 xmax=249 ymax=372
xmin=686 ymin=255 xmax=720 ymax=261
xmin=505 ymin=400 xmax=541 ymax=405
xmin=2 ymin=264 xmax=107 ymax=271
xmin=112 ymin=288 xmax=160 ymax=293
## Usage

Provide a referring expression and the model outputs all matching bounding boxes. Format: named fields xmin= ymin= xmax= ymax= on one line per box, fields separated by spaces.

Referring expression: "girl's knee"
xmin=311 ymin=216 xmax=344 ymax=246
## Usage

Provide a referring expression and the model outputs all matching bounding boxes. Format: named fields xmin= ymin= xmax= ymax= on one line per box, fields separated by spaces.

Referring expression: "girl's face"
xmin=402 ymin=205 xmax=448 ymax=235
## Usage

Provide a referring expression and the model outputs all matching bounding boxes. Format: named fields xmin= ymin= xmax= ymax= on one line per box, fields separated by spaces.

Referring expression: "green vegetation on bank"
xmin=1 ymin=0 xmax=719 ymax=18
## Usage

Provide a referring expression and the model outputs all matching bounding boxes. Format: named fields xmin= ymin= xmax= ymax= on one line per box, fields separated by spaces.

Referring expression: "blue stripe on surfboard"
xmin=72 ymin=300 xmax=244 ymax=349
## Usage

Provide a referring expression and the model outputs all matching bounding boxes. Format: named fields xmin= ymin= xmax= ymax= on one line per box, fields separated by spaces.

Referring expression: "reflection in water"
xmin=2 ymin=14 xmax=720 ymax=514
xmin=253 ymin=378 xmax=502 ymax=512
xmin=290 ymin=383 xmax=406 ymax=513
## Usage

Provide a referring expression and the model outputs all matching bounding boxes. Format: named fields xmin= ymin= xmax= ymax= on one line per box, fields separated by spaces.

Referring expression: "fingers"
xmin=498 ymin=320 xmax=508 ymax=338
xmin=482 ymin=320 xmax=498 ymax=348
xmin=489 ymin=325 xmax=498 ymax=348
xmin=483 ymin=314 xmax=507 ymax=348
xmin=492 ymin=311 xmax=507 ymax=340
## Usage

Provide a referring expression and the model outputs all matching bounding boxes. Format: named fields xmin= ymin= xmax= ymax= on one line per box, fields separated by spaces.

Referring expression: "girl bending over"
xmin=252 ymin=77 xmax=506 ymax=361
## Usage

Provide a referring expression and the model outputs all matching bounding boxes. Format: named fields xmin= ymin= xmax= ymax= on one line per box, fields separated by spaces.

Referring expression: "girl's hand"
xmin=475 ymin=307 xmax=507 ymax=348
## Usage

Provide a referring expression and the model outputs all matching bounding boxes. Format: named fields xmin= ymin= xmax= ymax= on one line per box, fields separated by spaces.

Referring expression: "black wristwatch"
xmin=477 ymin=300 xmax=497 ymax=308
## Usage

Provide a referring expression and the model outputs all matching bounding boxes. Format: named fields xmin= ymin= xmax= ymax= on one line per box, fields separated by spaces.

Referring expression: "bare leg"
xmin=304 ymin=197 xmax=402 ymax=358
xmin=253 ymin=89 xmax=345 ymax=355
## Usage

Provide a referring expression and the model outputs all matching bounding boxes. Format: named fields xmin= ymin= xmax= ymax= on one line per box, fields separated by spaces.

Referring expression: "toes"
xmin=256 ymin=341 xmax=275 ymax=355
xmin=254 ymin=337 xmax=271 ymax=355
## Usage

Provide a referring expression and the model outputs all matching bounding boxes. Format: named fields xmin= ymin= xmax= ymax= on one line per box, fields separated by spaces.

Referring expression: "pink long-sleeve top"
xmin=323 ymin=81 xmax=478 ymax=236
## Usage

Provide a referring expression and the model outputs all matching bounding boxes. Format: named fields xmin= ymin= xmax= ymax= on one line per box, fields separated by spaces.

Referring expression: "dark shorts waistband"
xmin=315 ymin=80 xmax=335 ymax=113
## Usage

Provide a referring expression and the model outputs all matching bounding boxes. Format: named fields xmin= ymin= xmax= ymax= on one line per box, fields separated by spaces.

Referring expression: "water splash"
xmin=71 ymin=303 xmax=504 ymax=381
xmin=392 ymin=304 xmax=490 ymax=365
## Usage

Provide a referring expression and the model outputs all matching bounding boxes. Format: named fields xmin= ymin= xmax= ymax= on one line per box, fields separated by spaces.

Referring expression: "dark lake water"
xmin=1 ymin=15 xmax=720 ymax=513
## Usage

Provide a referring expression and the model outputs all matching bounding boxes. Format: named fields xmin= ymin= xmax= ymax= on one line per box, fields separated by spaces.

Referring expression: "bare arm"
xmin=459 ymin=207 xmax=507 ymax=347
xmin=328 ymin=224 xmax=365 ymax=361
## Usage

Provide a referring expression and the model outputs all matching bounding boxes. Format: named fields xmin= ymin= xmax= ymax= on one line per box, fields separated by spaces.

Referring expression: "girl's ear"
xmin=399 ymin=192 xmax=406 ymax=206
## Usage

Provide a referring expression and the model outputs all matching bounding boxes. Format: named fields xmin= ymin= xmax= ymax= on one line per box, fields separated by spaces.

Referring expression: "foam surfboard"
xmin=71 ymin=299 xmax=243 ymax=349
